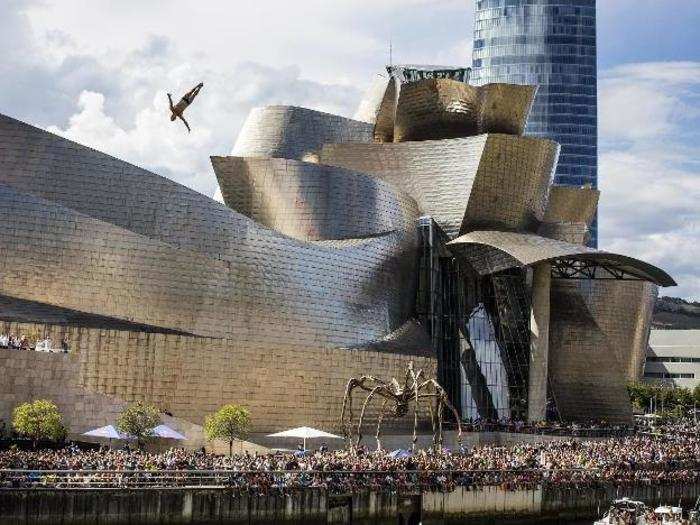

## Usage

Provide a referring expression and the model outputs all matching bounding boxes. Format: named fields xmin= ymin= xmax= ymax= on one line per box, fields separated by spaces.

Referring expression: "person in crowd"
xmin=61 ymin=337 xmax=69 ymax=353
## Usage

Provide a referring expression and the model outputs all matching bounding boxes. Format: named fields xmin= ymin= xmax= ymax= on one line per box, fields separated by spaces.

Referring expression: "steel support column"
xmin=528 ymin=262 xmax=551 ymax=422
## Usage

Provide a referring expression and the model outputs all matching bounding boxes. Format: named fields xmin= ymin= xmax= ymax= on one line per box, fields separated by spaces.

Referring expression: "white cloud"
xmin=45 ymin=60 xmax=363 ymax=196
xmin=2 ymin=0 xmax=469 ymax=200
xmin=47 ymin=90 xmax=213 ymax=190
xmin=599 ymin=62 xmax=700 ymax=300
xmin=600 ymin=62 xmax=700 ymax=143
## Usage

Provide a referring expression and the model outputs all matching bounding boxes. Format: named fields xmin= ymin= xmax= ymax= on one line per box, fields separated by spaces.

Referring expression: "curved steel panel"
xmin=575 ymin=279 xmax=657 ymax=383
xmin=394 ymin=79 xmax=480 ymax=142
xmin=544 ymin=185 xmax=599 ymax=225
xmin=549 ymin=280 xmax=635 ymax=424
xmin=478 ymin=83 xmax=537 ymax=136
xmin=210 ymin=156 xmax=419 ymax=241
xmin=448 ymin=230 xmax=676 ymax=287
xmin=232 ymin=105 xmax=373 ymax=161
xmin=374 ymin=79 xmax=536 ymax=143
xmin=320 ymin=134 xmax=558 ymax=238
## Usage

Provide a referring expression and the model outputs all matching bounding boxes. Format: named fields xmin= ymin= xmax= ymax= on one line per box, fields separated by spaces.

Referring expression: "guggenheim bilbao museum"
xmin=0 ymin=65 xmax=675 ymax=438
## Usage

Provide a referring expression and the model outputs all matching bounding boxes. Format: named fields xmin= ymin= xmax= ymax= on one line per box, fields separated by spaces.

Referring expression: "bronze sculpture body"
xmin=340 ymin=362 xmax=462 ymax=451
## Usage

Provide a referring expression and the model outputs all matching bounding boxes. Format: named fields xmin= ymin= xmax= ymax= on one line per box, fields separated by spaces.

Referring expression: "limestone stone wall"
xmin=0 ymin=347 xmax=124 ymax=433
xmin=0 ymin=322 xmax=437 ymax=435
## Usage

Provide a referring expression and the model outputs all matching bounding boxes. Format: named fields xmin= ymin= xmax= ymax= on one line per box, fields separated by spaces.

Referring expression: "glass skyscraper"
xmin=471 ymin=0 xmax=598 ymax=245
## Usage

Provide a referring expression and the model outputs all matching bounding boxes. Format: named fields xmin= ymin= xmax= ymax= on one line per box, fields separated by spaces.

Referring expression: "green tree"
xmin=204 ymin=404 xmax=251 ymax=456
xmin=12 ymin=400 xmax=66 ymax=448
xmin=674 ymin=387 xmax=693 ymax=409
xmin=693 ymin=384 xmax=700 ymax=406
xmin=116 ymin=402 xmax=160 ymax=448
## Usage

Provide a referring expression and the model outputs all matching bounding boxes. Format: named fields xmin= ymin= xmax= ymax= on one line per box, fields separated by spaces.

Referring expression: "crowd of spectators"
xmin=461 ymin=418 xmax=633 ymax=437
xmin=0 ymin=334 xmax=69 ymax=353
xmin=1 ymin=422 xmax=698 ymax=493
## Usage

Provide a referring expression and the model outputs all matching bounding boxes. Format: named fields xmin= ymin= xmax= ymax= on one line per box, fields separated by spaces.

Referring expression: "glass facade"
xmin=471 ymin=0 xmax=598 ymax=245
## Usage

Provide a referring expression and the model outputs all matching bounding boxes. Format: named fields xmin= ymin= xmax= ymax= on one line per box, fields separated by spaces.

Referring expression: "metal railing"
xmin=0 ymin=468 xmax=596 ymax=489
xmin=0 ymin=467 xmax=664 ymax=491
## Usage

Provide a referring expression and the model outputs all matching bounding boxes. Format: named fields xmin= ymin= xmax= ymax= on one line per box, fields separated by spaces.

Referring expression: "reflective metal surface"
xmin=321 ymin=134 xmax=559 ymax=238
xmin=210 ymin=156 xmax=419 ymax=241
xmin=370 ymin=79 xmax=537 ymax=143
xmin=448 ymin=231 xmax=676 ymax=287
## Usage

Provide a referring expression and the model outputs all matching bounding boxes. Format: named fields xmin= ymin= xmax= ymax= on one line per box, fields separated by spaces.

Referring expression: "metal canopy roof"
xmin=448 ymin=231 xmax=676 ymax=287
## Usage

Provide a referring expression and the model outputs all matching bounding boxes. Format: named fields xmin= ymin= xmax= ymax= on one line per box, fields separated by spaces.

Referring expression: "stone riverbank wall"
xmin=2 ymin=482 xmax=700 ymax=524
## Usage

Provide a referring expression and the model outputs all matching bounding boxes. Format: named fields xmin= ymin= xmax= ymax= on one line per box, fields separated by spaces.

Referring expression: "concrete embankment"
xmin=1 ymin=483 xmax=699 ymax=524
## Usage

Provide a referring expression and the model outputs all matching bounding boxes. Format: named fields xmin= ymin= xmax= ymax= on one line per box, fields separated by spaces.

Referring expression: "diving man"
xmin=167 ymin=82 xmax=204 ymax=133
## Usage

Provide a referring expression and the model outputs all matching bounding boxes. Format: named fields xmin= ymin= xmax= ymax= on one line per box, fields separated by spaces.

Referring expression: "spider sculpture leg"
xmin=427 ymin=398 xmax=436 ymax=447
xmin=340 ymin=378 xmax=358 ymax=446
xmin=409 ymin=363 xmax=421 ymax=451
xmin=422 ymin=379 xmax=464 ymax=447
xmin=375 ymin=398 xmax=389 ymax=451
xmin=437 ymin=394 xmax=445 ymax=448
xmin=357 ymin=385 xmax=384 ymax=448
xmin=341 ymin=376 xmax=386 ymax=448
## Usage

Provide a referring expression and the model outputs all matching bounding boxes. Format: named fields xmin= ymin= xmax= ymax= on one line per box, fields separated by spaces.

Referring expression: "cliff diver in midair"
xmin=167 ymin=82 xmax=204 ymax=133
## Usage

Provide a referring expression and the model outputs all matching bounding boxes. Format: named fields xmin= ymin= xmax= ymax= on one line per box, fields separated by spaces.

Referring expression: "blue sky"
xmin=1 ymin=0 xmax=699 ymax=299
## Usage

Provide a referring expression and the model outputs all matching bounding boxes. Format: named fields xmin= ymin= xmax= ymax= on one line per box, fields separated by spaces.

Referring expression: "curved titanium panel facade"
xmin=544 ymin=185 xmax=599 ymax=225
xmin=549 ymin=280 xmax=634 ymax=424
xmin=375 ymin=79 xmax=536 ymax=142
xmin=232 ymin=106 xmax=374 ymax=161
xmin=0 ymin=115 xmax=420 ymax=347
xmin=575 ymin=279 xmax=657 ymax=383
xmin=0 ymin=183 xmax=418 ymax=345
xmin=539 ymin=185 xmax=599 ymax=244
xmin=320 ymin=134 xmax=558 ymax=238
xmin=210 ymin=156 xmax=419 ymax=241
xmin=0 ymin=61 xmax=675 ymax=432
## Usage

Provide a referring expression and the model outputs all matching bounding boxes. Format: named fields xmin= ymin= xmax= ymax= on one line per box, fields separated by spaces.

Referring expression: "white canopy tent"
xmin=82 ymin=425 xmax=133 ymax=444
xmin=151 ymin=424 xmax=187 ymax=440
xmin=267 ymin=426 xmax=342 ymax=450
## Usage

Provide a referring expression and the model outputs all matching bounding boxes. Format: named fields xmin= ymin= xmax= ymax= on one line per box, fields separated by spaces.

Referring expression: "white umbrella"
xmin=267 ymin=426 xmax=342 ymax=450
xmin=151 ymin=424 xmax=187 ymax=440
xmin=82 ymin=425 xmax=128 ymax=439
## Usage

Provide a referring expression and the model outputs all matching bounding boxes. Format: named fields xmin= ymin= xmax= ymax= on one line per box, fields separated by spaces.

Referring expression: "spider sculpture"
xmin=340 ymin=362 xmax=462 ymax=450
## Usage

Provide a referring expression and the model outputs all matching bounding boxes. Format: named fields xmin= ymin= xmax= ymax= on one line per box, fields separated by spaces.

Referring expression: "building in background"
xmin=644 ymin=330 xmax=700 ymax=389
xmin=471 ymin=0 xmax=598 ymax=245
